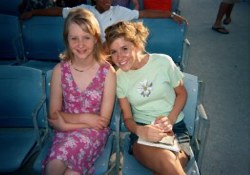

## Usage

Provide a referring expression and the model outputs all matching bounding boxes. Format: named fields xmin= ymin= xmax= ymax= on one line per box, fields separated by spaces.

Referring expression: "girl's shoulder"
xmin=98 ymin=60 xmax=115 ymax=74
xmin=149 ymin=53 xmax=172 ymax=60
xmin=149 ymin=53 xmax=173 ymax=65
xmin=100 ymin=60 xmax=111 ymax=69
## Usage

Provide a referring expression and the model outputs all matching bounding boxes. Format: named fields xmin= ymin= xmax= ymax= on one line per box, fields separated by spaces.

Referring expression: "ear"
xmin=94 ymin=36 xmax=98 ymax=44
xmin=135 ymin=45 xmax=141 ymax=53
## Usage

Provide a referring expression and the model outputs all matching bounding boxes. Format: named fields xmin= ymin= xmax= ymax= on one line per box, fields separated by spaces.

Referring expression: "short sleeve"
xmin=113 ymin=6 xmax=139 ymax=21
xmin=62 ymin=4 xmax=93 ymax=18
xmin=116 ymin=70 xmax=128 ymax=98
xmin=165 ymin=57 xmax=183 ymax=88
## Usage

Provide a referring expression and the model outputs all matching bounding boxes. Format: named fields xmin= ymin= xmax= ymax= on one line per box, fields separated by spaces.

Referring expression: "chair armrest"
xmin=191 ymin=104 xmax=210 ymax=171
xmin=104 ymin=97 xmax=122 ymax=175
xmin=13 ymin=32 xmax=25 ymax=63
xmin=181 ymin=38 xmax=191 ymax=71
xmin=32 ymin=92 xmax=48 ymax=148
xmin=114 ymin=98 xmax=122 ymax=174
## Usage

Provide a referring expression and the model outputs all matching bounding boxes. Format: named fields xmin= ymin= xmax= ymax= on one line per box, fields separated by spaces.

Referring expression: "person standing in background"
xmin=212 ymin=0 xmax=239 ymax=34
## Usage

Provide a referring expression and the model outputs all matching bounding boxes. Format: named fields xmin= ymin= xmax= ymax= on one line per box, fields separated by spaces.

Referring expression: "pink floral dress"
xmin=42 ymin=61 xmax=111 ymax=175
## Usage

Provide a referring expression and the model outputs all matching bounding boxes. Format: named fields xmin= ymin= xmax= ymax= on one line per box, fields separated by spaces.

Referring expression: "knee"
xmin=158 ymin=152 xmax=185 ymax=175
xmin=45 ymin=159 xmax=66 ymax=175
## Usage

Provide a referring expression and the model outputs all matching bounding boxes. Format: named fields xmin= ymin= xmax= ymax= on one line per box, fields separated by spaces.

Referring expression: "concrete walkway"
xmin=180 ymin=0 xmax=250 ymax=174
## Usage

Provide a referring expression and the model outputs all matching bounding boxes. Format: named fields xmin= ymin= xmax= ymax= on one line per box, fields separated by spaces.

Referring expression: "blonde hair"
xmin=60 ymin=8 xmax=106 ymax=63
xmin=104 ymin=21 xmax=149 ymax=52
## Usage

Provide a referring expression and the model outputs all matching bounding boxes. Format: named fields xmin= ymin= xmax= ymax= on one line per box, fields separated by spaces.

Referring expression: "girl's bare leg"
xmin=133 ymin=143 xmax=186 ymax=175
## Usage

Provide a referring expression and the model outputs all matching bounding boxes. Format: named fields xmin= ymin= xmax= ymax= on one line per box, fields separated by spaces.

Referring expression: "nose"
xmin=76 ymin=38 xmax=84 ymax=48
xmin=116 ymin=51 xmax=123 ymax=61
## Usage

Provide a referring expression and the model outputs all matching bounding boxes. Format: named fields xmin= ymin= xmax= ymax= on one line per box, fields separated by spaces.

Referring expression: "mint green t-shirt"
xmin=116 ymin=54 xmax=184 ymax=124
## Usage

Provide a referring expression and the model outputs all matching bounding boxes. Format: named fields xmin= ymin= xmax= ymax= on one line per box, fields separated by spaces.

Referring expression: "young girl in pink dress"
xmin=43 ymin=8 xmax=116 ymax=175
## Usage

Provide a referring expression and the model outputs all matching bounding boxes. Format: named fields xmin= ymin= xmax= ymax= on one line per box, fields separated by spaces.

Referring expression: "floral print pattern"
xmin=42 ymin=61 xmax=111 ymax=175
xmin=137 ymin=79 xmax=153 ymax=97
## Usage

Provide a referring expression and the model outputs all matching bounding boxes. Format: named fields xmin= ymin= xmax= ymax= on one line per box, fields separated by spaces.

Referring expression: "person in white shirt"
xmin=62 ymin=3 xmax=140 ymax=41
xmin=20 ymin=0 xmax=187 ymax=41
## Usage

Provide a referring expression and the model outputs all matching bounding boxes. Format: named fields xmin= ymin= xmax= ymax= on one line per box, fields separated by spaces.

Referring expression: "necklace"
xmin=71 ymin=61 xmax=95 ymax=73
xmin=72 ymin=67 xmax=84 ymax=72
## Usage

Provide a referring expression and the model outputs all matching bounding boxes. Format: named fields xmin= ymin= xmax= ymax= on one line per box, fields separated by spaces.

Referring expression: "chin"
xmin=120 ymin=66 xmax=130 ymax=72
xmin=77 ymin=55 xmax=86 ymax=59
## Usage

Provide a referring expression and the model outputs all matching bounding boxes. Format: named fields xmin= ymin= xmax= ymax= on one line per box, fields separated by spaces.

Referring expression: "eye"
xmin=83 ymin=36 xmax=90 ymax=40
xmin=122 ymin=47 xmax=128 ymax=51
xmin=69 ymin=36 xmax=78 ymax=41
xmin=110 ymin=50 xmax=117 ymax=56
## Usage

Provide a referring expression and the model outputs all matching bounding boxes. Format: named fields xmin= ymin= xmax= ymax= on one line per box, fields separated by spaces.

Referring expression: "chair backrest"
xmin=21 ymin=16 xmax=65 ymax=61
xmin=32 ymin=79 xmax=121 ymax=175
xmin=182 ymin=73 xmax=199 ymax=136
xmin=0 ymin=14 xmax=23 ymax=62
xmin=136 ymin=18 xmax=187 ymax=66
xmin=120 ymin=72 xmax=199 ymax=137
xmin=0 ymin=65 xmax=46 ymax=128
xmin=0 ymin=0 xmax=21 ymax=16
xmin=119 ymin=73 xmax=203 ymax=175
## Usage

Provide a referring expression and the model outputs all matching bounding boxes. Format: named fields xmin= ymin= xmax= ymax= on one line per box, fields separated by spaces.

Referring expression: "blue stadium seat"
xmin=21 ymin=16 xmax=65 ymax=71
xmin=0 ymin=14 xmax=23 ymax=65
xmin=137 ymin=18 xmax=190 ymax=70
xmin=0 ymin=65 xmax=48 ymax=173
xmin=120 ymin=73 xmax=209 ymax=175
xmin=0 ymin=0 xmax=22 ymax=16
xmin=32 ymin=70 xmax=121 ymax=175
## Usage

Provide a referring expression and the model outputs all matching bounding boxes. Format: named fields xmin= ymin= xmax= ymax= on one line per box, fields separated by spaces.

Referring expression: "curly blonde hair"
xmin=104 ymin=21 xmax=149 ymax=53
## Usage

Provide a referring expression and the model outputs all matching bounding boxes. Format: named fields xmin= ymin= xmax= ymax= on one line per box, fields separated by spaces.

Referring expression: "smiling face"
xmin=68 ymin=22 xmax=97 ymax=61
xmin=109 ymin=37 xmax=138 ymax=71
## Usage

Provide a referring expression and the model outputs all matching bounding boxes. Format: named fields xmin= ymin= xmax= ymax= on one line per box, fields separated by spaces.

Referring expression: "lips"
xmin=117 ymin=58 xmax=129 ymax=68
xmin=119 ymin=60 xmax=127 ymax=66
xmin=76 ymin=48 xmax=87 ymax=54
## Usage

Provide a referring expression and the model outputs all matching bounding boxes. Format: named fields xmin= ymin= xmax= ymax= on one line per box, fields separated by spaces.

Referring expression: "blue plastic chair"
xmin=0 ymin=14 xmax=23 ymax=65
xmin=0 ymin=65 xmax=48 ymax=173
xmin=136 ymin=18 xmax=190 ymax=70
xmin=32 ymin=70 xmax=121 ymax=175
xmin=120 ymin=73 xmax=209 ymax=175
xmin=21 ymin=16 xmax=65 ymax=71
xmin=0 ymin=0 xmax=22 ymax=16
